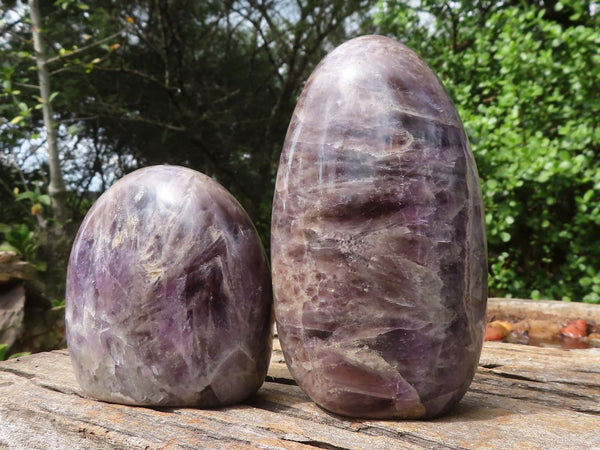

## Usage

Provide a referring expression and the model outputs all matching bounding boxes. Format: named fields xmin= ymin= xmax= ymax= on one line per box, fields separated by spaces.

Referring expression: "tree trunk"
xmin=29 ymin=0 xmax=68 ymax=225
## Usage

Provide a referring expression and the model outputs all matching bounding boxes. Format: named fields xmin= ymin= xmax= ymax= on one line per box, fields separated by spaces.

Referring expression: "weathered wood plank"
xmin=487 ymin=297 xmax=600 ymax=324
xmin=1 ymin=339 xmax=599 ymax=449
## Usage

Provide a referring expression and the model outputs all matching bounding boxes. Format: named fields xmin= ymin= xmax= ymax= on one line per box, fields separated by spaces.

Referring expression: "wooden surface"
xmin=487 ymin=297 xmax=600 ymax=323
xmin=1 ymin=333 xmax=599 ymax=449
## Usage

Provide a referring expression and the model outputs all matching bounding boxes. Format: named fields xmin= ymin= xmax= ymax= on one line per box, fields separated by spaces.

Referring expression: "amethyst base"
xmin=271 ymin=36 xmax=487 ymax=419
xmin=66 ymin=166 xmax=273 ymax=407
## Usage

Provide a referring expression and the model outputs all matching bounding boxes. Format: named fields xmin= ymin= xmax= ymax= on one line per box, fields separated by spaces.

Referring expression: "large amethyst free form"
xmin=66 ymin=165 xmax=272 ymax=406
xmin=271 ymin=35 xmax=487 ymax=419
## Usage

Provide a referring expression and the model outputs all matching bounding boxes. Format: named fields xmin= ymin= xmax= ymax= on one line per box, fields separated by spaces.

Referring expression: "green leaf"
xmin=9 ymin=116 xmax=24 ymax=125
xmin=582 ymin=190 xmax=594 ymax=203
xmin=558 ymin=160 xmax=571 ymax=170
xmin=51 ymin=299 xmax=66 ymax=307
xmin=537 ymin=171 xmax=551 ymax=183
xmin=486 ymin=179 xmax=499 ymax=189
xmin=15 ymin=191 xmax=36 ymax=202
xmin=0 ymin=344 xmax=7 ymax=361
xmin=8 ymin=352 xmax=31 ymax=360
xmin=48 ymin=91 xmax=60 ymax=103
xmin=38 ymin=194 xmax=52 ymax=206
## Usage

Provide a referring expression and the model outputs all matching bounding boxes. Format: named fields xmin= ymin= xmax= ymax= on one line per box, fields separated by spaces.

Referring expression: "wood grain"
xmin=487 ymin=297 xmax=600 ymax=323
xmin=1 ymin=336 xmax=599 ymax=449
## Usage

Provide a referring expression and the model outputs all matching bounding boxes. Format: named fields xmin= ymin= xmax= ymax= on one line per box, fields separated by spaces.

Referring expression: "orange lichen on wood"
xmin=484 ymin=321 xmax=512 ymax=341
xmin=561 ymin=319 xmax=588 ymax=338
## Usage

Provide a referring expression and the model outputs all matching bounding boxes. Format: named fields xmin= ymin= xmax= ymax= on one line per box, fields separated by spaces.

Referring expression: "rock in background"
xmin=0 ymin=251 xmax=65 ymax=356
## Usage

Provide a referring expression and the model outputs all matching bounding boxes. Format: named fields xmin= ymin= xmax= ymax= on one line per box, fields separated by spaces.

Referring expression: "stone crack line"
xmin=0 ymin=366 xmax=36 ymax=380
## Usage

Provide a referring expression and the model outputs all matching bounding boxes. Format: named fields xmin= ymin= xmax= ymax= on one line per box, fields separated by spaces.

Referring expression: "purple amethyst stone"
xmin=66 ymin=165 xmax=273 ymax=406
xmin=271 ymin=35 xmax=487 ymax=418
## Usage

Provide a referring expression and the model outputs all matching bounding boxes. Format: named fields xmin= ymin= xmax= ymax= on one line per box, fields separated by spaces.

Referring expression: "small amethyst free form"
xmin=66 ymin=165 xmax=273 ymax=407
xmin=271 ymin=35 xmax=488 ymax=419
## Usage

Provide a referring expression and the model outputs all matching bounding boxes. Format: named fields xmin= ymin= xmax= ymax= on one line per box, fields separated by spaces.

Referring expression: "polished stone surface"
xmin=271 ymin=35 xmax=487 ymax=419
xmin=66 ymin=165 xmax=273 ymax=407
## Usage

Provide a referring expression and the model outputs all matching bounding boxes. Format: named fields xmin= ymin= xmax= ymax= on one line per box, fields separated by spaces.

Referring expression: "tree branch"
xmin=0 ymin=16 xmax=24 ymax=36
xmin=94 ymin=66 xmax=174 ymax=90
xmin=45 ymin=27 xmax=129 ymax=65
xmin=119 ymin=114 xmax=186 ymax=132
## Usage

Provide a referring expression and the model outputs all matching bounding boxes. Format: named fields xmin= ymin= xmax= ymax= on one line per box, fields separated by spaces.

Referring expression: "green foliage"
xmin=376 ymin=0 xmax=600 ymax=303
xmin=0 ymin=345 xmax=31 ymax=361
xmin=0 ymin=181 xmax=52 ymax=271
xmin=4 ymin=0 xmax=597 ymax=304
xmin=51 ymin=298 xmax=66 ymax=307
xmin=1 ymin=0 xmax=374 ymax=299
xmin=7 ymin=352 xmax=31 ymax=359
xmin=0 ymin=222 xmax=46 ymax=271
xmin=54 ymin=0 xmax=90 ymax=11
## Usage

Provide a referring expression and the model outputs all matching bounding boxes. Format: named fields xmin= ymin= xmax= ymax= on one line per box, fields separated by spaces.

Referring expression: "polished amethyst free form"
xmin=271 ymin=36 xmax=488 ymax=418
xmin=66 ymin=165 xmax=273 ymax=406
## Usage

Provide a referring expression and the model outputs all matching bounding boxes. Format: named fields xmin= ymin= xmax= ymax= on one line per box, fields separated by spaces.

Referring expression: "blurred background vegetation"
xmin=1 ymin=0 xmax=599 ymax=304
